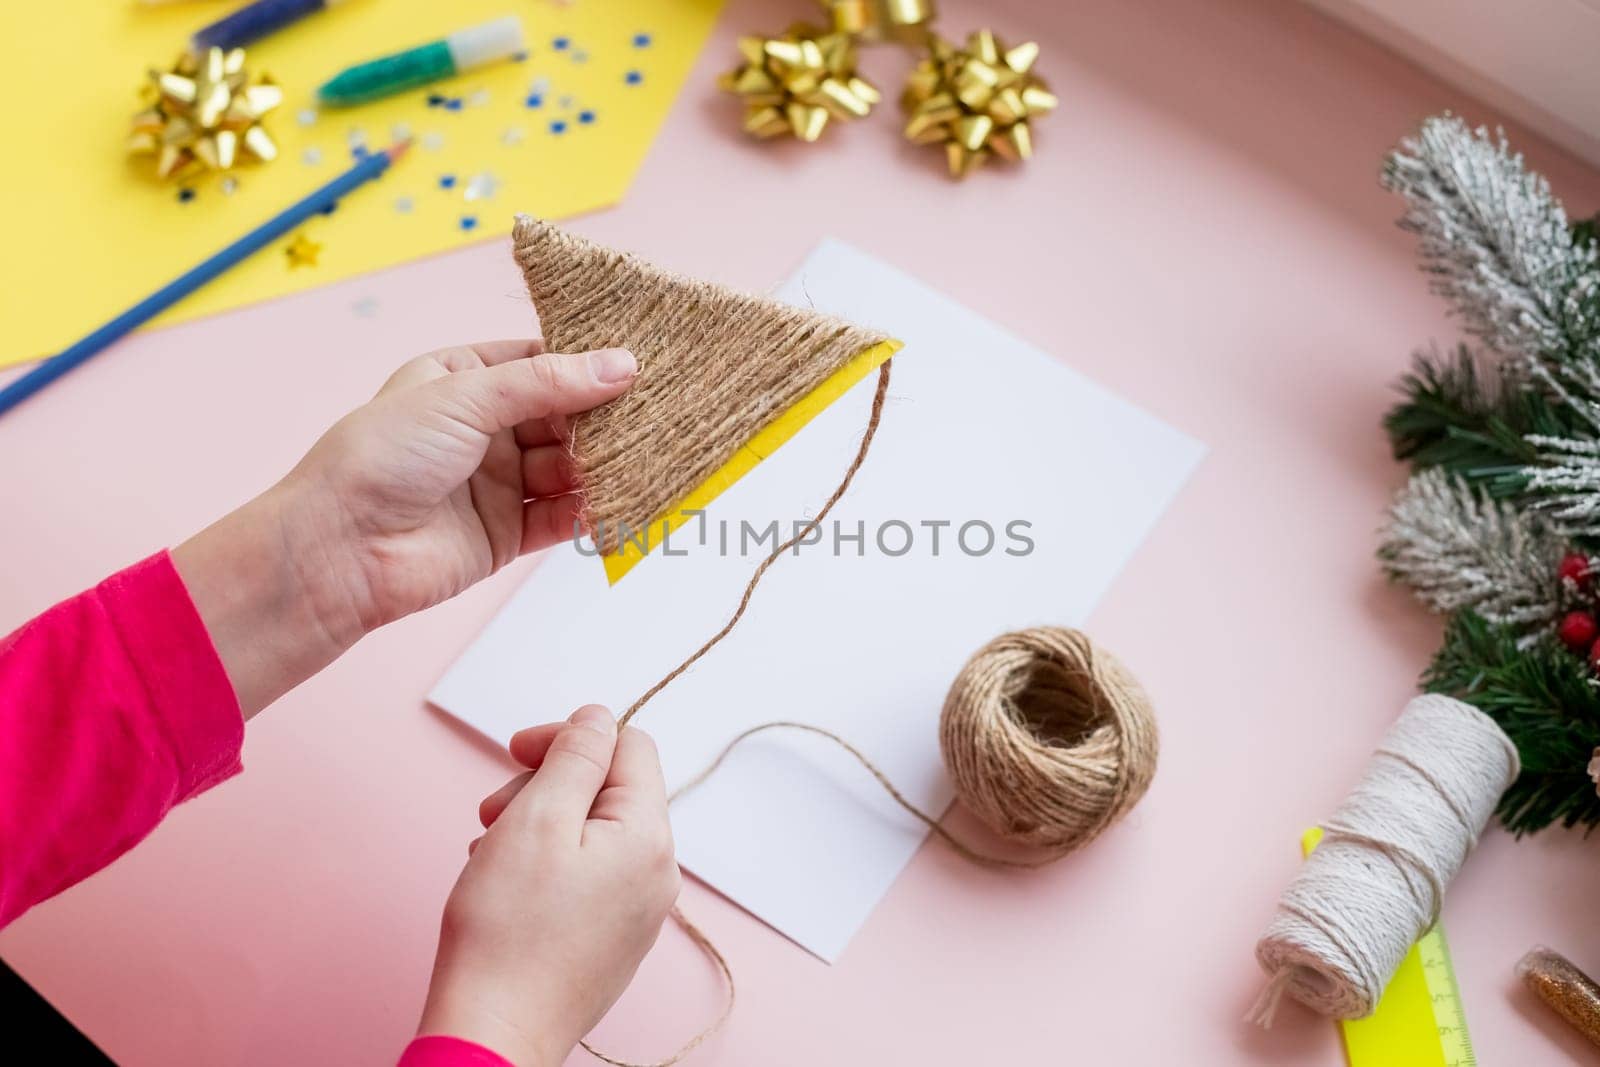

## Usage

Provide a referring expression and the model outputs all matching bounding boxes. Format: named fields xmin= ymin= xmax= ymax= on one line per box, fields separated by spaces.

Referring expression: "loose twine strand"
xmin=577 ymin=362 xmax=892 ymax=1067
xmin=579 ymin=904 xmax=733 ymax=1067
xmin=1248 ymin=694 xmax=1520 ymax=1025
xmin=617 ymin=360 xmax=893 ymax=729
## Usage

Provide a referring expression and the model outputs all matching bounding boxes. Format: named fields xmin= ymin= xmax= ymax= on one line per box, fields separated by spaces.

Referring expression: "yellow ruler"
xmin=1301 ymin=828 xmax=1476 ymax=1067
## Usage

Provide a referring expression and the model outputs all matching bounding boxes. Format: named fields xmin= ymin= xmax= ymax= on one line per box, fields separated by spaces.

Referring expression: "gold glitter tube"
xmin=1518 ymin=947 xmax=1600 ymax=1048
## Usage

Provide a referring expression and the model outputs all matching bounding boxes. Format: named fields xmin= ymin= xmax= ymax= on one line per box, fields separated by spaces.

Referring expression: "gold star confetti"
xmin=128 ymin=47 xmax=283 ymax=181
xmin=901 ymin=30 xmax=1057 ymax=178
xmin=285 ymin=232 xmax=321 ymax=269
xmin=718 ymin=24 xmax=880 ymax=142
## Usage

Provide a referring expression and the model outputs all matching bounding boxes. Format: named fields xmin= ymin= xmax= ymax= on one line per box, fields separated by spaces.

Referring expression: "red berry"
xmin=1589 ymin=639 xmax=1600 ymax=673
xmin=1559 ymin=552 xmax=1593 ymax=588
xmin=1560 ymin=611 xmax=1599 ymax=652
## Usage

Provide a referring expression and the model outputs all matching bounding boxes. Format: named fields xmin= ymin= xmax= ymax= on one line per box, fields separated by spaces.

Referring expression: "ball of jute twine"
xmin=940 ymin=626 xmax=1160 ymax=855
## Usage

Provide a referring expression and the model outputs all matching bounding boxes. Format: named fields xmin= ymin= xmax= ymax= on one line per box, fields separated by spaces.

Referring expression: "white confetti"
xmin=572 ymin=49 xmax=589 ymax=63
xmin=296 ymin=108 xmax=318 ymax=127
xmin=559 ymin=94 xmax=575 ymax=110
xmin=301 ymin=146 xmax=323 ymax=165
xmin=501 ymin=126 xmax=526 ymax=146
xmin=390 ymin=122 xmax=412 ymax=141
xmin=528 ymin=75 xmax=551 ymax=96
xmin=468 ymin=89 xmax=492 ymax=108
xmin=347 ymin=127 xmax=368 ymax=149
xmin=421 ymin=131 xmax=446 ymax=152
xmin=219 ymin=176 xmax=239 ymax=196
xmin=394 ymin=195 xmax=415 ymax=214
xmin=463 ymin=171 xmax=502 ymax=202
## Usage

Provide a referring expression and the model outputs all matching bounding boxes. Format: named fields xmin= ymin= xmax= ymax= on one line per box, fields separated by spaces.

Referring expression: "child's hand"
xmin=284 ymin=339 xmax=635 ymax=635
xmin=173 ymin=341 xmax=635 ymax=716
xmin=418 ymin=705 xmax=680 ymax=1067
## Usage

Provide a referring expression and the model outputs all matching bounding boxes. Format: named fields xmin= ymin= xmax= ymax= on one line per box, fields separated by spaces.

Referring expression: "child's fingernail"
xmin=568 ymin=704 xmax=616 ymax=735
xmin=589 ymin=348 xmax=637 ymax=384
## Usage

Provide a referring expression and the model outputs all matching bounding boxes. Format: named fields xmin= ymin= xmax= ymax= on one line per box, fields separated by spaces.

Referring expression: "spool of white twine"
xmin=1250 ymin=694 xmax=1519 ymax=1024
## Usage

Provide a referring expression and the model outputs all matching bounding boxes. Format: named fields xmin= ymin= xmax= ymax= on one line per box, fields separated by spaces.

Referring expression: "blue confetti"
xmin=177 ymin=187 xmax=196 ymax=202
xmin=625 ymin=70 xmax=643 ymax=86
xmin=444 ymin=97 xmax=464 ymax=111
xmin=633 ymin=33 xmax=652 ymax=48
xmin=351 ymin=145 xmax=371 ymax=160
xmin=549 ymin=119 xmax=568 ymax=134
xmin=427 ymin=93 xmax=446 ymax=107
xmin=439 ymin=174 xmax=457 ymax=189
xmin=578 ymin=110 xmax=596 ymax=125
xmin=552 ymin=36 xmax=569 ymax=50
xmin=524 ymin=93 xmax=543 ymax=109
xmin=460 ymin=215 xmax=478 ymax=231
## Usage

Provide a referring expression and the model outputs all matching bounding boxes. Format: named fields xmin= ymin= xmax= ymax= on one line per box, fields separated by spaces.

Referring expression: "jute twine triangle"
xmin=512 ymin=216 xmax=892 ymax=554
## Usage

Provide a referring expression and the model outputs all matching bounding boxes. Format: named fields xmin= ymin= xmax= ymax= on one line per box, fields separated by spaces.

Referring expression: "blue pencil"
xmin=192 ymin=0 xmax=355 ymax=54
xmin=0 ymin=141 xmax=409 ymax=419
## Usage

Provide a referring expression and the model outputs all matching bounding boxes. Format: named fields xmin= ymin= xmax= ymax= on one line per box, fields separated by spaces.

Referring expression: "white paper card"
xmin=429 ymin=240 xmax=1204 ymax=962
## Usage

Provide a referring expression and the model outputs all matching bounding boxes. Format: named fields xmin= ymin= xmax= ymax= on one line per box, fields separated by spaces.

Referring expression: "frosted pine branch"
xmin=1527 ymin=360 xmax=1600 ymax=435
xmin=1383 ymin=115 xmax=1600 ymax=376
xmin=1526 ymin=432 xmax=1600 ymax=534
xmin=1380 ymin=467 xmax=1563 ymax=628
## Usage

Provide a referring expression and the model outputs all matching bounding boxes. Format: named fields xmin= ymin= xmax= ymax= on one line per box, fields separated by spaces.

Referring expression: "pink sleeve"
xmin=398 ymin=1036 xmax=516 ymax=1067
xmin=0 ymin=551 xmax=244 ymax=928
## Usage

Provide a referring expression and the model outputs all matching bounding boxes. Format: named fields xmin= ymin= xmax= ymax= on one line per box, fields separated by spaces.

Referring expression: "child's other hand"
xmin=173 ymin=341 xmax=635 ymax=716
xmin=419 ymin=705 xmax=680 ymax=1067
xmin=282 ymin=339 xmax=635 ymax=637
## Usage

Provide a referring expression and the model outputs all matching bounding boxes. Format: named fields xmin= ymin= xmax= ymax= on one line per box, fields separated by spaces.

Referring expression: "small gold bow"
xmin=902 ymin=30 xmax=1058 ymax=178
xmin=128 ymin=47 xmax=283 ymax=181
xmin=718 ymin=25 xmax=881 ymax=142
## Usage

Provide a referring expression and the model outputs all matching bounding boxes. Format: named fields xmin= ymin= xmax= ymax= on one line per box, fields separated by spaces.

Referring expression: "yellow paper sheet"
xmin=0 ymin=0 xmax=724 ymax=367
xmin=603 ymin=339 xmax=904 ymax=583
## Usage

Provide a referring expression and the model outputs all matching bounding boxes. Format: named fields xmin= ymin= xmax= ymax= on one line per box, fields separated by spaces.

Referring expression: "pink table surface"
xmin=5 ymin=0 xmax=1600 ymax=1063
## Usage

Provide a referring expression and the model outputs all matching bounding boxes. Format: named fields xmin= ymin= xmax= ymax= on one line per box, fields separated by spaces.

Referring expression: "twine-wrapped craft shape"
xmin=512 ymin=216 xmax=891 ymax=557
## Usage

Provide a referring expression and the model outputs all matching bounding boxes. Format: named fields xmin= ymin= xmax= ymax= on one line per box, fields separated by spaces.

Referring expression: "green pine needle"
xmin=1423 ymin=611 xmax=1600 ymax=834
xmin=1384 ymin=346 xmax=1583 ymax=494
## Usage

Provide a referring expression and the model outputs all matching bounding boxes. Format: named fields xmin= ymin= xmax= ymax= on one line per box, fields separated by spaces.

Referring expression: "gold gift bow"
xmin=129 ymin=47 xmax=282 ymax=180
xmin=901 ymin=29 xmax=1058 ymax=178
xmin=718 ymin=24 xmax=881 ymax=142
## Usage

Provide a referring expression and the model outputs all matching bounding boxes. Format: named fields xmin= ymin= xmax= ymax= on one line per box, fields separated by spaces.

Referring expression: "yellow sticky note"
xmin=0 ymin=0 xmax=724 ymax=367
xmin=602 ymin=339 xmax=903 ymax=584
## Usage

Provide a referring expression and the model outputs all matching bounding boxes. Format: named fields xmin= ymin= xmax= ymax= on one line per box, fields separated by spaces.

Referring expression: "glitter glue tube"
xmin=1518 ymin=947 xmax=1600 ymax=1048
xmin=191 ymin=0 xmax=352 ymax=53
xmin=317 ymin=16 xmax=525 ymax=107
